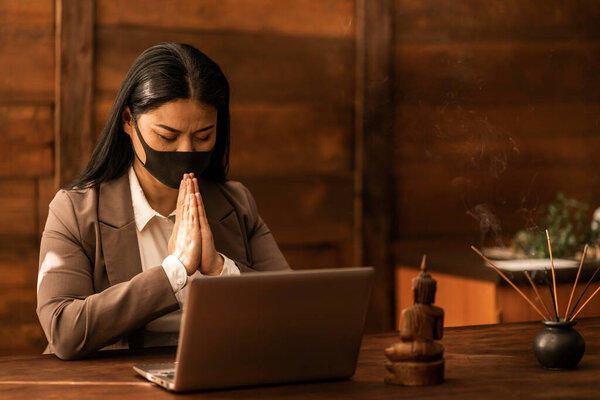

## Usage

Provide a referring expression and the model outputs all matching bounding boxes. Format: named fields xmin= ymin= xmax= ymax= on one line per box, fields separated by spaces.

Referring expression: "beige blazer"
xmin=37 ymin=172 xmax=289 ymax=360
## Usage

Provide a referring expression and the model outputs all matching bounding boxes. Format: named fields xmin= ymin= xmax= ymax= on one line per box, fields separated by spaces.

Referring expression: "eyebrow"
xmin=155 ymin=124 xmax=215 ymax=134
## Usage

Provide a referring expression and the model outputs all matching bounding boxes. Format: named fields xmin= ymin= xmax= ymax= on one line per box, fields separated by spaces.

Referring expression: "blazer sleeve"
xmin=235 ymin=183 xmax=290 ymax=272
xmin=36 ymin=190 xmax=179 ymax=360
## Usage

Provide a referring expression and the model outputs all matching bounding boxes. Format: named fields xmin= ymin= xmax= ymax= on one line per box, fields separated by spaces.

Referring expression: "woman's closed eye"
xmin=156 ymin=132 xmax=211 ymax=143
xmin=194 ymin=133 xmax=211 ymax=142
xmin=157 ymin=133 xmax=177 ymax=142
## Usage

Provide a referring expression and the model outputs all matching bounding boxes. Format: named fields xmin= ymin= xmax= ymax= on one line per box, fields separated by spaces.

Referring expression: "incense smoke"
xmin=467 ymin=203 xmax=504 ymax=247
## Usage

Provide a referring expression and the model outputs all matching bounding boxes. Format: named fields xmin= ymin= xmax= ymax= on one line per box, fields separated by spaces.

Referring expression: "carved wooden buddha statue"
xmin=384 ymin=256 xmax=445 ymax=386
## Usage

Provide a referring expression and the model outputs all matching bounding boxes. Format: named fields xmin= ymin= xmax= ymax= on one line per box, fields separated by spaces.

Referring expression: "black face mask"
xmin=131 ymin=114 xmax=213 ymax=189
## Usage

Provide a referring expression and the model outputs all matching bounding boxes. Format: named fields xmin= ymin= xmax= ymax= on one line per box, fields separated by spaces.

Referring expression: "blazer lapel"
xmin=198 ymin=179 xmax=250 ymax=267
xmin=98 ymin=173 xmax=143 ymax=286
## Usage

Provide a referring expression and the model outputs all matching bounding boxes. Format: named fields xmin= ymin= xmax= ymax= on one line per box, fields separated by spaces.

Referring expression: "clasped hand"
xmin=168 ymin=173 xmax=224 ymax=276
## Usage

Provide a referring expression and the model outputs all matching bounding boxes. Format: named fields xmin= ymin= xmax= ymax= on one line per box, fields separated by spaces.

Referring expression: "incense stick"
xmin=524 ymin=270 xmax=551 ymax=320
xmin=471 ymin=246 xmax=546 ymax=320
xmin=567 ymin=264 xmax=600 ymax=321
xmin=420 ymin=254 xmax=427 ymax=271
xmin=564 ymin=244 xmax=588 ymax=320
xmin=569 ymin=283 xmax=600 ymax=321
xmin=545 ymin=230 xmax=560 ymax=319
xmin=544 ymin=268 xmax=559 ymax=321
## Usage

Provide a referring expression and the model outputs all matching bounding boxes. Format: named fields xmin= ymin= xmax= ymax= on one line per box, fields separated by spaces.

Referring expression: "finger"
xmin=186 ymin=177 xmax=193 ymax=207
xmin=182 ymin=188 xmax=189 ymax=217
xmin=189 ymin=195 xmax=200 ymax=242
xmin=184 ymin=193 xmax=193 ymax=233
xmin=175 ymin=176 xmax=186 ymax=221
xmin=195 ymin=192 xmax=211 ymax=234
xmin=195 ymin=192 xmax=207 ymax=220
xmin=179 ymin=174 xmax=190 ymax=209
xmin=192 ymin=177 xmax=200 ymax=195
xmin=190 ymin=192 xmax=200 ymax=227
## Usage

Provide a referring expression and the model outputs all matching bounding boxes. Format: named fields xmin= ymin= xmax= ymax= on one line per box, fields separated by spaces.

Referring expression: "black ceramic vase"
xmin=533 ymin=319 xmax=585 ymax=369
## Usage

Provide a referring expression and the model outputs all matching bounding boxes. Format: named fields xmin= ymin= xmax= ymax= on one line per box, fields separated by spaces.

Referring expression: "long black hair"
xmin=68 ymin=43 xmax=230 ymax=189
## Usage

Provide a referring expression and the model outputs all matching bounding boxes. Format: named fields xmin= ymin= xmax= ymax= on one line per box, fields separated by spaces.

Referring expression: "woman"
xmin=37 ymin=43 xmax=289 ymax=360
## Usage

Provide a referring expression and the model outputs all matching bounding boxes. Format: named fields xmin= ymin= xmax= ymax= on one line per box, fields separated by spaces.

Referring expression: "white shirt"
xmin=128 ymin=167 xmax=240 ymax=341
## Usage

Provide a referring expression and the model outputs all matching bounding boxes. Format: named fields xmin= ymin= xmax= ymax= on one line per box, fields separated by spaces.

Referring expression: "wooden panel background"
xmin=393 ymin=0 xmax=600 ymax=248
xmin=0 ymin=0 xmax=55 ymax=355
xmin=3 ymin=0 xmax=600 ymax=355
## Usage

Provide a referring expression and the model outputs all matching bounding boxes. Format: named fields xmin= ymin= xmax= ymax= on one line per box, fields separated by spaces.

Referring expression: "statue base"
xmin=384 ymin=359 xmax=444 ymax=386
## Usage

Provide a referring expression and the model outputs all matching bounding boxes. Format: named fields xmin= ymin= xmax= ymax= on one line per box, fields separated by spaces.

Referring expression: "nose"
xmin=177 ymin=135 xmax=194 ymax=152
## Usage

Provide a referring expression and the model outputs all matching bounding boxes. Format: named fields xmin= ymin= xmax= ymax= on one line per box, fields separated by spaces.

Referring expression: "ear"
xmin=122 ymin=106 xmax=133 ymax=137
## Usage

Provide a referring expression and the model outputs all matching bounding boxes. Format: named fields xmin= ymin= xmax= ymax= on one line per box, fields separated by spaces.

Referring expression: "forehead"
xmin=143 ymin=99 xmax=217 ymax=125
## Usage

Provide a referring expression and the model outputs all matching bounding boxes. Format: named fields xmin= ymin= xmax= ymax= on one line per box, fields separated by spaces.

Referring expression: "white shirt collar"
xmin=128 ymin=166 xmax=176 ymax=231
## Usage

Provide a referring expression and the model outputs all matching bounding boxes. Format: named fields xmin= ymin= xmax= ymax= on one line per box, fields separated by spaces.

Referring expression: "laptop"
xmin=133 ymin=267 xmax=374 ymax=392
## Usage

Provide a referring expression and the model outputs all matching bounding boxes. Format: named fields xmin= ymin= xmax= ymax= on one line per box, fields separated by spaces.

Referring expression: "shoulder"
xmin=46 ymin=186 xmax=100 ymax=244
xmin=50 ymin=187 xmax=99 ymax=219
xmin=215 ymin=180 xmax=263 ymax=233
xmin=50 ymin=172 xmax=130 ymax=224
xmin=219 ymin=180 xmax=256 ymax=210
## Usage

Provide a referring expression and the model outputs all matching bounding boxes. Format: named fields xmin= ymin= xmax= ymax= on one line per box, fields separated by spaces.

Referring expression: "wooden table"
xmin=1 ymin=318 xmax=599 ymax=399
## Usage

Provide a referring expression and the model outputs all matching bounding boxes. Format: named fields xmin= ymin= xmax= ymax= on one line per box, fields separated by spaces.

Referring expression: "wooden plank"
xmin=0 ymin=0 xmax=54 ymax=102
xmin=0 ymin=180 xmax=36 ymax=237
xmin=394 ymin=0 xmax=600 ymax=43
xmin=0 ymin=106 xmax=53 ymax=178
xmin=395 ymin=114 xmax=600 ymax=167
xmin=0 ymin=0 xmax=54 ymax=30
xmin=55 ymin=0 xmax=95 ymax=187
xmin=242 ymin=176 xmax=354 ymax=246
xmin=395 ymin=163 xmax=600 ymax=239
xmin=398 ymin=135 xmax=600 ymax=168
xmin=0 ymin=288 xmax=38 ymax=320
xmin=0 ymin=252 xmax=38 ymax=289
xmin=0 ymin=321 xmax=46 ymax=356
xmin=395 ymin=104 xmax=600 ymax=158
xmin=95 ymin=28 xmax=354 ymax=106
xmin=394 ymin=42 xmax=600 ymax=106
xmin=97 ymin=0 xmax=355 ymax=39
xmin=0 ymin=278 xmax=43 ymax=355
xmin=355 ymin=0 xmax=395 ymax=331
xmin=396 ymin=266 xmax=497 ymax=327
xmin=229 ymin=104 xmax=353 ymax=177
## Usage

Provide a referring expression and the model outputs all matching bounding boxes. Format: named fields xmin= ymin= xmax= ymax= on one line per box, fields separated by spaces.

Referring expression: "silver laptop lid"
xmin=174 ymin=267 xmax=374 ymax=392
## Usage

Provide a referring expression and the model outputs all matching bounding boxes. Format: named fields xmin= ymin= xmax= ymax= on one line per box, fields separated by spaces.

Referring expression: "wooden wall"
xmin=394 ymin=1 xmax=600 ymax=250
xmin=4 ymin=0 xmax=600 ymax=355
xmin=0 ymin=0 xmax=55 ymax=355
